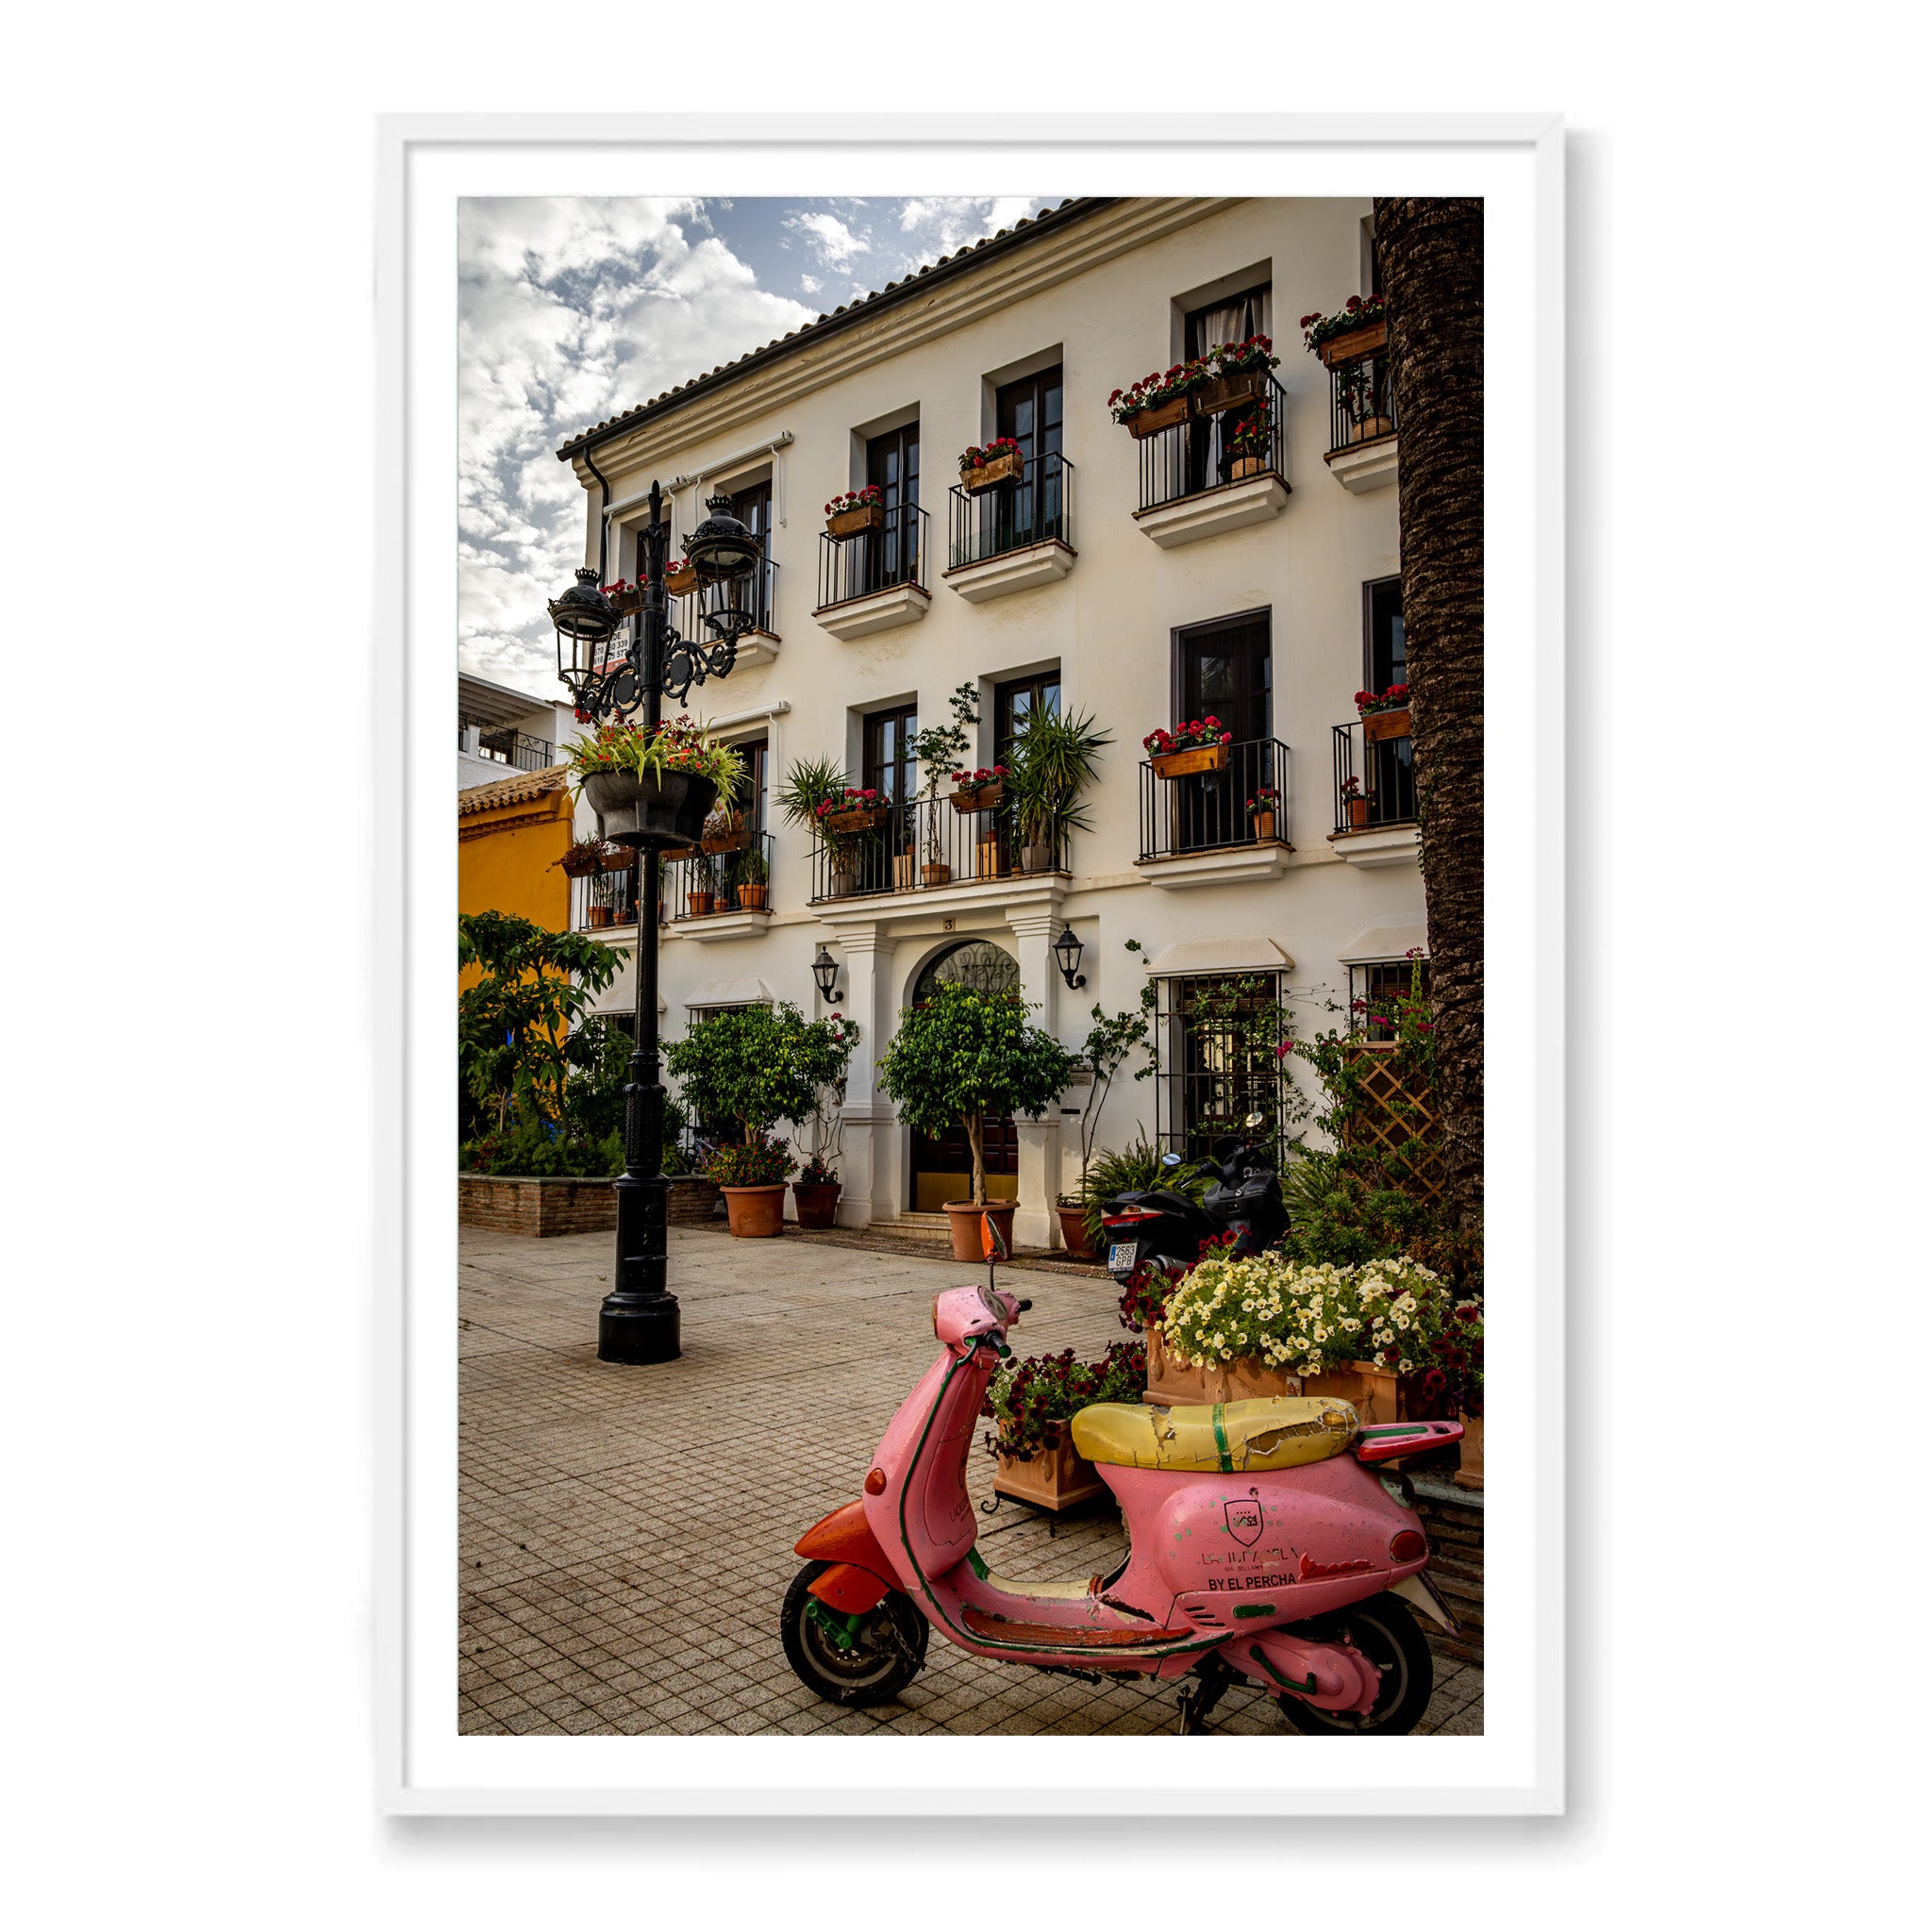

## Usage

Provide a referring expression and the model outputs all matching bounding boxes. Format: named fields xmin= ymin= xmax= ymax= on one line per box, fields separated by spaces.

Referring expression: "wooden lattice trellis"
xmin=1341 ymin=1044 xmax=1445 ymax=1203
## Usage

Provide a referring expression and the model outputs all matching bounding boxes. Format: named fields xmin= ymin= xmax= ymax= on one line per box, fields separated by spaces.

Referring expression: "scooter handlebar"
xmin=1014 ymin=1299 xmax=1032 ymax=1313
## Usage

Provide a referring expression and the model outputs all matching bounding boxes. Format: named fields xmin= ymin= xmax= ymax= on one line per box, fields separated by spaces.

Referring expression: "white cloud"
xmin=786 ymin=210 xmax=869 ymax=269
xmin=798 ymin=273 xmax=821 ymax=295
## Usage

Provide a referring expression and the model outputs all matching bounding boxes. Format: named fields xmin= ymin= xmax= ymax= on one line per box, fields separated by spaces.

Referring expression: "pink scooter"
xmin=783 ymin=1221 xmax=1462 ymax=1734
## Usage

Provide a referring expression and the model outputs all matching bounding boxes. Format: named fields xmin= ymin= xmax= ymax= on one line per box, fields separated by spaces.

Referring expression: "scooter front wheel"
xmin=780 ymin=1561 xmax=929 ymax=1707
xmin=1274 ymin=1593 xmax=1435 ymax=1736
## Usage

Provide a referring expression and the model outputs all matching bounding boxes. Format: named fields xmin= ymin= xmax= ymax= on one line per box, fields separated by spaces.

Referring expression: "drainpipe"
xmin=581 ymin=442 xmax=613 ymax=585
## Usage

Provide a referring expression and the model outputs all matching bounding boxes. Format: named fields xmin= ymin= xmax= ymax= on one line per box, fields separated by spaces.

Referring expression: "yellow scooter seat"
xmin=1071 ymin=1396 xmax=1358 ymax=1474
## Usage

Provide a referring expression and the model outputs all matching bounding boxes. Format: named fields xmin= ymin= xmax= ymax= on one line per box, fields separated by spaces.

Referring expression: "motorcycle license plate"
xmin=1108 ymin=1242 xmax=1140 ymax=1273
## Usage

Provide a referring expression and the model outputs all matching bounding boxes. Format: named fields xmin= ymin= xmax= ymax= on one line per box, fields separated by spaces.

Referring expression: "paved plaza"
xmin=458 ymin=1223 xmax=1485 ymax=1738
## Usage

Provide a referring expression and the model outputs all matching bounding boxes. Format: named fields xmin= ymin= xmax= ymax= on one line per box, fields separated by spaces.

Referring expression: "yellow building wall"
xmin=458 ymin=786 xmax=575 ymax=992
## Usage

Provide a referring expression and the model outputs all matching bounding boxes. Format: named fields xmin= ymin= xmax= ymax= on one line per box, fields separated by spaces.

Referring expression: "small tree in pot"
xmin=877 ymin=983 xmax=1074 ymax=1260
xmin=1004 ymin=705 xmax=1109 ymax=873
xmin=908 ymin=681 xmax=980 ymax=883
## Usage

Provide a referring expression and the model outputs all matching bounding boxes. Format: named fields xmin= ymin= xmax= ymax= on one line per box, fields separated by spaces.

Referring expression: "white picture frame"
xmin=380 ymin=113 xmax=1565 ymax=1817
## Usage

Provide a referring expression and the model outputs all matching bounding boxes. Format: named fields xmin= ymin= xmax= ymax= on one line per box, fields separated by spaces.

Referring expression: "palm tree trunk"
xmin=965 ymin=1112 xmax=986 ymax=1206
xmin=1374 ymin=197 xmax=1484 ymax=1230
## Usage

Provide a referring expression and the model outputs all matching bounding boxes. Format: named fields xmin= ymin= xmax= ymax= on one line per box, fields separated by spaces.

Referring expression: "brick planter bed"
xmin=458 ymin=1173 xmax=721 ymax=1238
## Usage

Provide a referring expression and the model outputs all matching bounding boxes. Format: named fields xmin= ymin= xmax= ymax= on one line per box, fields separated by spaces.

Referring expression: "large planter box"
xmin=1455 ymin=1413 xmax=1484 ymax=1491
xmin=1301 ymin=1359 xmax=1443 ymax=1427
xmin=791 ymin=1180 xmax=841 ymax=1229
xmin=699 ymin=824 xmax=750 ymax=854
xmin=949 ymin=782 xmax=1003 ymax=814
xmin=961 ymin=449 xmax=1023 ymax=492
xmin=1318 ymin=319 xmax=1389 ymax=369
xmin=823 ymin=805 xmax=889 ymax=835
xmin=826 ymin=503 xmax=885 ymax=539
xmin=1142 ymin=1326 xmax=1299 ymax=1407
xmin=1192 ymin=369 xmax=1267 ymax=418
xmin=993 ymin=1429 xmax=1109 ymax=1513
xmin=458 ymin=1173 xmax=616 ymax=1239
xmin=1124 ymin=393 xmax=1191 ymax=440
xmin=1150 ymin=742 xmax=1229 ymax=780
xmin=1361 ymin=705 xmax=1411 ymax=744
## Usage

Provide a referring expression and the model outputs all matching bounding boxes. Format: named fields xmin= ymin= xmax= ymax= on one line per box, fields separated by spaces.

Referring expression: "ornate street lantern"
xmin=548 ymin=567 xmax=619 ymax=704
xmin=1054 ymin=923 xmax=1087 ymax=991
xmin=684 ymin=491 xmax=762 ymax=584
xmin=811 ymin=945 xmax=843 ymax=1004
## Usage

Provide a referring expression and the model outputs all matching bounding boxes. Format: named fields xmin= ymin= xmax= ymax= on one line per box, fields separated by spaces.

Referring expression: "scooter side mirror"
xmin=980 ymin=1213 xmax=1009 ymax=1263
xmin=1160 ymin=1153 xmax=1182 ymax=1169
xmin=1243 ymin=1112 xmax=1266 ymax=1131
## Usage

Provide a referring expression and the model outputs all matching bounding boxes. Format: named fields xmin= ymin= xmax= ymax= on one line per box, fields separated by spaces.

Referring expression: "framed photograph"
xmin=381 ymin=114 xmax=1564 ymax=1816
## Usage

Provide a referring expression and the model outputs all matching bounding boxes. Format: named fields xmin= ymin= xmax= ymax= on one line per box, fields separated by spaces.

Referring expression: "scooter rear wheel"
xmin=780 ymin=1560 xmax=929 ymax=1707
xmin=1274 ymin=1593 xmax=1435 ymax=1736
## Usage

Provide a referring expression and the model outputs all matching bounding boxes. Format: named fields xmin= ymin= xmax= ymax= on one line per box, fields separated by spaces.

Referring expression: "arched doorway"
xmin=907 ymin=941 xmax=1022 ymax=1213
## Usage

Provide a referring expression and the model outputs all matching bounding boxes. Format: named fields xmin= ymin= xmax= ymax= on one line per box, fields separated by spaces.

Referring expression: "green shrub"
xmin=1077 ymin=1135 xmax=1207 ymax=1247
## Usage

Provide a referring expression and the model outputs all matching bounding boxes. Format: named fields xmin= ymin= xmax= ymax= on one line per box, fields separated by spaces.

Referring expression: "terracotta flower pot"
xmin=687 ymin=891 xmax=715 ymax=916
xmin=1230 ymin=456 xmax=1268 ymax=480
xmin=1348 ymin=414 xmax=1395 ymax=443
xmin=1251 ymin=809 xmax=1276 ymax=841
xmin=944 ymin=1199 xmax=1017 ymax=1262
xmin=993 ymin=1428 xmax=1108 ymax=1513
xmin=1142 ymin=1326 xmax=1299 ymax=1407
xmin=1301 ymin=1360 xmax=1428 ymax=1428
xmin=720 ymin=1183 xmax=787 ymax=1238
xmin=1347 ymin=797 xmax=1370 ymax=828
xmin=826 ymin=503 xmax=885 ymax=539
xmin=1455 ymin=1412 xmax=1484 ymax=1491
xmin=1124 ymin=392 xmax=1191 ymax=440
xmin=735 ymin=883 xmax=769 ymax=910
xmin=1056 ymin=1203 xmax=1096 ymax=1258
xmin=920 ymin=861 xmax=952 ymax=886
xmin=1150 ymin=742 xmax=1230 ymax=779
xmin=791 ymin=1180 xmax=841 ymax=1229
xmin=587 ymin=905 xmax=615 ymax=929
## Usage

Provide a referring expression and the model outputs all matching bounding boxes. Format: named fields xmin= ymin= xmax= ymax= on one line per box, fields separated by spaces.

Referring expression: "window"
xmin=1154 ymin=972 xmax=1290 ymax=1159
xmin=1183 ymin=283 xmax=1273 ymax=494
xmin=1352 ymin=958 xmax=1431 ymax=1043
xmin=732 ymin=479 xmax=774 ymax=631
xmin=992 ymin=365 xmax=1065 ymax=546
xmin=862 ymin=704 xmax=919 ymax=808
xmin=730 ymin=736 xmax=769 ymax=835
xmin=1166 ymin=611 xmax=1275 ymax=853
xmin=865 ymin=423 xmax=921 ymax=589
xmin=1360 ymin=577 xmax=1415 ymax=824
xmin=993 ymin=670 xmax=1060 ymax=766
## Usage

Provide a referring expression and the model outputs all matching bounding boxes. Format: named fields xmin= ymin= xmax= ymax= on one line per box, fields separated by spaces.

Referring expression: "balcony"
xmin=812 ymin=503 xmax=931 ymax=640
xmin=942 ymin=452 xmax=1075 ymax=601
xmin=807 ymin=795 xmax=1069 ymax=907
xmin=460 ymin=719 xmax=557 ymax=772
xmin=1134 ymin=736 xmax=1293 ymax=890
xmin=572 ymin=859 xmax=640 ymax=933
xmin=1330 ymin=718 xmax=1420 ymax=869
xmin=1130 ymin=373 xmax=1291 ymax=548
xmin=662 ymin=831 xmax=776 ymax=941
xmin=1323 ymin=335 xmax=1399 ymax=492
xmin=671 ymin=557 xmax=781 ymax=670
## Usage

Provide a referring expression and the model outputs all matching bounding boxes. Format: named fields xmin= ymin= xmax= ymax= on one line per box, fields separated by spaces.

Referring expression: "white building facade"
xmin=556 ymin=196 xmax=1424 ymax=1249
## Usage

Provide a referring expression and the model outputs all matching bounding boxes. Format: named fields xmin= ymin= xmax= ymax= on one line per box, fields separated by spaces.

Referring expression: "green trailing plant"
xmin=565 ymin=714 xmax=745 ymax=798
xmin=979 ymin=1341 xmax=1147 ymax=1463
xmin=457 ymin=910 xmax=625 ymax=1142
xmin=876 ymin=984 xmax=1074 ymax=1205
xmin=704 ymin=1130 xmax=795 ymax=1189
xmin=664 ymin=1002 xmax=858 ymax=1149
xmin=1004 ymin=704 xmax=1110 ymax=854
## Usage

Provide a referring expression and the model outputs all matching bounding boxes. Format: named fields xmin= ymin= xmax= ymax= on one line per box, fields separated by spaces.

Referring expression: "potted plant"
xmin=663 ymin=551 xmax=698 ymax=596
xmin=700 ymin=805 xmax=750 ymax=854
xmin=791 ymin=1151 xmax=842 ymax=1228
xmin=599 ymin=576 xmax=641 ymax=616
xmin=704 ymin=1131 xmax=794 ymax=1237
xmin=1108 ymin=360 xmax=1208 ymax=440
xmin=981 ymin=1342 xmax=1146 ymax=1513
xmin=958 ymin=435 xmax=1024 ymax=492
xmin=948 ymin=764 xmax=1007 ymax=813
xmin=903 ymin=683 xmax=980 ymax=886
xmin=1005 ymin=705 xmax=1110 ymax=874
xmin=1191 ymin=335 xmax=1279 ymax=418
xmin=819 ymin=786 xmax=889 ymax=834
xmin=877 ymin=982 xmax=1074 ymax=1262
xmin=1340 ymin=774 xmax=1371 ymax=829
xmin=1225 ymin=408 xmax=1272 ymax=480
xmin=1246 ymin=785 xmax=1282 ymax=841
xmin=732 ymin=842 xmax=771 ymax=911
xmin=1142 ymin=716 xmax=1235 ymax=779
xmin=824 ymin=485 xmax=886 ymax=539
xmin=555 ymin=834 xmax=615 ymax=879
xmin=1301 ymin=293 xmax=1390 ymax=369
xmin=1357 ymin=682 xmax=1412 ymax=742
xmin=566 ymin=715 xmax=745 ymax=850
xmin=667 ymin=1002 xmax=856 ymax=1236
xmin=778 ymin=756 xmax=870 ymax=894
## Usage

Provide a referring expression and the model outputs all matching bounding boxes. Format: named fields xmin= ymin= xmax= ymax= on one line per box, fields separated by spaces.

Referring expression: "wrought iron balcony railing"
xmin=672 ymin=555 xmax=780 ymax=641
xmin=1136 ymin=373 xmax=1287 ymax=513
xmin=1331 ymin=719 xmax=1418 ymax=834
xmin=946 ymin=452 xmax=1074 ymax=569
xmin=572 ymin=860 xmax=641 ymax=932
xmin=461 ymin=719 xmax=558 ymax=772
xmin=663 ymin=831 xmax=776 ymax=923
xmin=807 ymin=794 xmax=1069 ymax=905
xmin=814 ymin=502 xmax=929 ymax=611
xmin=1326 ymin=349 xmax=1398 ymax=455
xmin=1137 ymin=737 xmax=1291 ymax=861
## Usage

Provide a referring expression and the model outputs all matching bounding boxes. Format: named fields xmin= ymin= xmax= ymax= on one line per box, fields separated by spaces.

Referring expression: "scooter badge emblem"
xmin=1224 ymin=1493 xmax=1264 ymax=1547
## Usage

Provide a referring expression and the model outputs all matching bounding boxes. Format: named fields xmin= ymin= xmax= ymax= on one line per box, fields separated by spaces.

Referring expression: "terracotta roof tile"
xmin=458 ymin=763 xmax=572 ymax=815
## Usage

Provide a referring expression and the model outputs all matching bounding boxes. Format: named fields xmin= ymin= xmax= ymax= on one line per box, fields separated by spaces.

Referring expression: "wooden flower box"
xmin=823 ymin=805 xmax=888 ymax=835
xmin=1455 ymin=1413 xmax=1484 ymax=1491
xmin=961 ymin=449 xmax=1023 ymax=493
xmin=1124 ymin=393 xmax=1191 ymax=440
xmin=1142 ymin=1326 xmax=1299 ymax=1407
xmin=993 ymin=1429 xmax=1109 ymax=1513
xmin=606 ymin=585 xmax=642 ymax=616
xmin=700 ymin=824 xmax=751 ymax=854
xmin=598 ymin=846 xmax=637 ymax=873
xmin=1302 ymin=1360 xmax=1441 ymax=1429
xmin=949 ymin=782 xmax=1004 ymax=814
xmin=1361 ymin=705 xmax=1411 ymax=744
xmin=892 ymin=851 xmax=917 ymax=890
xmin=1347 ymin=797 xmax=1371 ymax=829
xmin=659 ymin=844 xmax=697 ymax=864
xmin=826 ymin=503 xmax=885 ymax=540
xmin=1318 ymin=319 xmax=1389 ymax=369
xmin=1150 ymin=742 xmax=1229 ymax=779
xmin=921 ymin=860 xmax=951 ymax=886
xmin=663 ymin=562 xmax=698 ymax=596
xmin=1192 ymin=369 xmax=1267 ymax=418
xmin=559 ymin=849 xmax=607 ymax=879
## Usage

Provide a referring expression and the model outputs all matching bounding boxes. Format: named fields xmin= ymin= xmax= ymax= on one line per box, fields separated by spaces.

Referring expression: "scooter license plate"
xmin=1108 ymin=1242 xmax=1140 ymax=1273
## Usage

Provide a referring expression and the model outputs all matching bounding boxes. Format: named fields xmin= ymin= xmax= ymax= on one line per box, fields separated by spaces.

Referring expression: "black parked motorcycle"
xmin=1099 ymin=1114 xmax=1288 ymax=1284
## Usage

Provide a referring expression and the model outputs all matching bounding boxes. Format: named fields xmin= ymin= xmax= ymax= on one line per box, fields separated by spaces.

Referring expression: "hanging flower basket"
xmin=579 ymin=767 xmax=719 ymax=848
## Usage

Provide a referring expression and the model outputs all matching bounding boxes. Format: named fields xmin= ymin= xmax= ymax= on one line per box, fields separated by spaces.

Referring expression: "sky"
xmin=458 ymin=195 xmax=1058 ymax=701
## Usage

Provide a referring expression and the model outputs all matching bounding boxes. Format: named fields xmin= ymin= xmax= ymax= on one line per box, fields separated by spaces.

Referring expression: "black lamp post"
xmin=1054 ymin=923 xmax=1087 ymax=991
xmin=550 ymin=484 xmax=760 ymax=1364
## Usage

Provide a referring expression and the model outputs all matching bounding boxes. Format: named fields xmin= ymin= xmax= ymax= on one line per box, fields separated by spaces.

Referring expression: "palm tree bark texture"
xmin=1374 ymin=197 xmax=1484 ymax=1229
